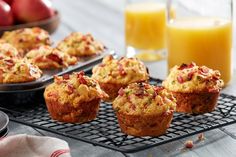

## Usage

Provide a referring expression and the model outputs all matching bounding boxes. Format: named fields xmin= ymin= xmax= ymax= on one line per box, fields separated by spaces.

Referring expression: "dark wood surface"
xmin=7 ymin=0 xmax=236 ymax=157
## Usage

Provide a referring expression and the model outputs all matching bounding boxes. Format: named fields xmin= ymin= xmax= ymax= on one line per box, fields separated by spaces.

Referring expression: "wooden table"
xmin=7 ymin=1 xmax=236 ymax=156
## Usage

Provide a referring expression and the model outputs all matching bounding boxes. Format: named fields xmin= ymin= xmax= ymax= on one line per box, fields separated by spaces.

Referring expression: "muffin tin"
xmin=0 ymin=49 xmax=116 ymax=92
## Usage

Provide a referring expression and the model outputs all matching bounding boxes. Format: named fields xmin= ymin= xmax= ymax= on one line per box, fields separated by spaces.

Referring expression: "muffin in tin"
xmin=44 ymin=71 xmax=108 ymax=123
xmin=25 ymin=45 xmax=77 ymax=69
xmin=0 ymin=43 xmax=20 ymax=59
xmin=1 ymin=27 xmax=51 ymax=57
xmin=162 ymin=62 xmax=224 ymax=114
xmin=0 ymin=57 xmax=42 ymax=83
xmin=113 ymin=82 xmax=176 ymax=137
xmin=56 ymin=32 xmax=105 ymax=57
xmin=92 ymin=55 xmax=149 ymax=101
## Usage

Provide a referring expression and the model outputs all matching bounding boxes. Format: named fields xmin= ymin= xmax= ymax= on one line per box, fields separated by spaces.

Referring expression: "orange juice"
xmin=167 ymin=18 xmax=232 ymax=84
xmin=125 ymin=2 xmax=167 ymax=50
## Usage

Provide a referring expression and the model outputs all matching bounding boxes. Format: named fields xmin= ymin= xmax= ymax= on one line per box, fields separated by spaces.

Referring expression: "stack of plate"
xmin=0 ymin=111 xmax=9 ymax=138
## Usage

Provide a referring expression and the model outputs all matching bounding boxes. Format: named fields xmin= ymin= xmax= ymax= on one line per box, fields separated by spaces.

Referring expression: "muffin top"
xmin=25 ymin=45 xmax=77 ymax=69
xmin=0 ymin=57 xmax=42 ymax=83
xmin=1 ymin=27 xmax=51 ymax=56
xmin=0 ymin=43 xmax=20 ymax=59
xmin=113 ymin=82 xmax=176 ymax=116
xmin=56 ymin=32 xmax=105 ymax=57
xmin=162 ymin=62 xmax=224 ymax=93
xmin=44 ymin=71 xmax=108 ymax=107
xmin=92 ymin=55 xmax=149 ymax=84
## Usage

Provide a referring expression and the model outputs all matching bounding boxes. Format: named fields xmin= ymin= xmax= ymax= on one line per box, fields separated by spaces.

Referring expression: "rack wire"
xmin=0 ymin=78 xmax=236 ymax=153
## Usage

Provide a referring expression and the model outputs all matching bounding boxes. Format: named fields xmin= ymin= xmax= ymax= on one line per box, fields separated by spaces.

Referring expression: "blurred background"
xmin=52 ymin=0 xmax=236 ymax=66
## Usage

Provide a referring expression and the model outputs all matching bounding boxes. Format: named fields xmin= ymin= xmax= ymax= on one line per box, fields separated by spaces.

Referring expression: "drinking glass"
xmin=125 ymin=0 xmax=175 ymax=62
xmin=166 ymin=0 xmax=233 ymax=85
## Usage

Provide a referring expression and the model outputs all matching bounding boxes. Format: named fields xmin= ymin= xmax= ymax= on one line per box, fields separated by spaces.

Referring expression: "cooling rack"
xmin=0 ymin=76 xmax=236 ymax=154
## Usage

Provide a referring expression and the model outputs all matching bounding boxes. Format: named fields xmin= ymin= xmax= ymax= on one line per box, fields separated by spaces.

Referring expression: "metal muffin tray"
xmin=0 ymin=49 xmax=116 ymax=93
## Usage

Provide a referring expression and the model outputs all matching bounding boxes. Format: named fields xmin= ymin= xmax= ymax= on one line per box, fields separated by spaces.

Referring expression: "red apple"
xmin=2 ymin=0 xmax=13 ymax=5
xmin=11 ymin=0 xmax=54 ymax=23
xmin=0 ymin=0 xmax=14 ymax=26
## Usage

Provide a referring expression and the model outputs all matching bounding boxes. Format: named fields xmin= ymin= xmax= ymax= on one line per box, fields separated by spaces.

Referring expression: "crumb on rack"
xmin=198 ymin=133 xmax=205 ymax=141
xmin=185 ymin=140 xmax=194 ymax=149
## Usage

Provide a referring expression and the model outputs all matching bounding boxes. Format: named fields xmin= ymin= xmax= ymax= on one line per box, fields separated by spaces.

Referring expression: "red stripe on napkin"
xmin=50 ymin=149 xmax=70 ymax=157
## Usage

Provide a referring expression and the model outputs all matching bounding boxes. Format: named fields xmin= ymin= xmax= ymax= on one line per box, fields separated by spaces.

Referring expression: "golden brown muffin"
xmin=1 ymin=27 xmax=51 ymax=56
xmin=92 ymin=55 xmax=149 ymax=101
xmin=44 ymin=71 xmax=108 ymax=123
xmin=25 ymin=45 xmax=77 ymax=69
xmin=0 ymin=57 xmax=42 ymax=83
xmin=0 ymin=43 xmax=20 ymax=59
xmin=113 ymin=82 xmax=176 ymax=137
xmin=56 ymin=32 xmax=105 ymax=57
xmin=162 ymin=62 xmax=224 ymax=114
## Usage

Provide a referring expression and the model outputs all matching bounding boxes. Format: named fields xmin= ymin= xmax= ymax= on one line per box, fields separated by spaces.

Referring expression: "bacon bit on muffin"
xmin=5 ymin=59 xmax=15 ymax=69
xmin=33 ymin=27 xmax=42 ymax=33
xmin=63 ymin=74 xmax=70 ymax=80
xmin=177 ymin=75 xmax=184 ymax=84
xmin=47 ymin=54 xmax=63 ymax=64
xmin=77 ymin=71 xmax=85 ymax=77
xmin=207 ymin=87 xmax=218 ymax=93
xmin=178 ymin=62 xmax=195 ymax=70
xmin=199 ymin=67 xmax=209 ymax=76
xmin=34 ymin=56 xmax=44 ymax=62
xmin=178 ymin=63 xmax=188 ymax=70
xmin=79 ymin=77 xmax=87 ymax=84
xmin=81 ymin=35 xmax=87 ymax=41
xmin=187 ymin=71 xmax=194 ymax=81
xmin=185 ymin=140 xmax=194 ymax=149
xmin=77 ymin=71 xmax=87 ymax=84
xmin=118 ymin=88 xmax=125 ymax=96
xmin=118 ymin=63 xmax=127 ymax=76
xmin=47 ymin=92 xmax=59 ymax=98
xmin=67 ymin=84 xmax=74 ymax=94
xmin=130 ymin=103 xmax=136 ymax=111
xmin=154 ymin=86 xmax=164 ymax=93
xmin=84 ymin=46 xmax=90 ymax=51
xmin=99 ymin=63 xmax=105 ymax=67
xmin=135 ymin=88 xmax=144 ymax=97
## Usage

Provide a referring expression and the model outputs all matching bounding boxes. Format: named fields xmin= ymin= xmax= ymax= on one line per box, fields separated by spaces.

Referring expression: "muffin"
xmin=25 ymin=45 xmax=77 ymax=69
xmin=1 ymin=27 xmax=51 ymax=56
xmin=162 ymin=62 xmax=224 ymax=114
xmin=0 ymin=57 xmax=42 ymax=83
xmin=56 ymin=32 xmax=105 ymax=57
xmin=92 ymin=55 xmax=149 ymax=101
xmin=0 ymin=43 xmax=20 ymax=59
xmin=113 ymin=82 xmax=176 ymax=137
xmin=44 ymin=71 xmax=108 ymax=123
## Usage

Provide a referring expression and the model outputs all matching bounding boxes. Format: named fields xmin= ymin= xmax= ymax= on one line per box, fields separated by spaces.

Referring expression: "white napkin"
xmin=0 ymin=134 xmax=71 ymax=157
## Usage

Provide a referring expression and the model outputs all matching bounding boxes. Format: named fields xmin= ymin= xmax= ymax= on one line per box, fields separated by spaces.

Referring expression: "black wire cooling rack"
xmin=0 ymin=78 xmax=236 ymax=153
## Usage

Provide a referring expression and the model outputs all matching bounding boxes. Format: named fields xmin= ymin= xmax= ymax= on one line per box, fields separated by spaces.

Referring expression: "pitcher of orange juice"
xmin=125 ymin=0 xmax=175 ymax=62
xmin=166 ymin=0 xmax=233 ymax=85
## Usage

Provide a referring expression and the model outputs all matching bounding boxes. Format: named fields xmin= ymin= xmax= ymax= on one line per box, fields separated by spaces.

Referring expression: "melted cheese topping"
xmin=44 ymin=72 xmax=108 ymax=107
xmin=25 ymin=45 xmax=77 ymax=69
xmin=1 ymin=27 xmax=51 ymax=56
xmin=162 ymin=63 xmax=224 ymax=93
xmin=92 ymin=55 xmax=149 ymax=84
xmin=113 ymin=83 xmax=176 ymax=115
xmin=0 ymin=43 xmax=20 ymax=59
xmin=0 ymin=57 xmax=42 ymax=83
xmin=56 ymin=32 xmax=105 ymax=57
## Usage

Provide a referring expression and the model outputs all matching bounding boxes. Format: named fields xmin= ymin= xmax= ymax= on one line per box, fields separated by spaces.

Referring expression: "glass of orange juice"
xmin=166 ymin=0 xmax=233 ymax=85
xmin=125 ymin=0 xmax=175 ymax=62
